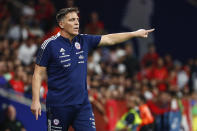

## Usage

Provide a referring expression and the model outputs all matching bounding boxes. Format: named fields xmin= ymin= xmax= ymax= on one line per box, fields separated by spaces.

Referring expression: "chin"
xmin=73 ymin=32 xmax=79 ymax=36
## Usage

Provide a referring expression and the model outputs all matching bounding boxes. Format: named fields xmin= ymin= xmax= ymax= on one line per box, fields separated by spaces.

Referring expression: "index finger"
xmin=35 ymin=110 xmax=38 ymax=120
xmin=147 ymin=29 xmax=155 ymax=32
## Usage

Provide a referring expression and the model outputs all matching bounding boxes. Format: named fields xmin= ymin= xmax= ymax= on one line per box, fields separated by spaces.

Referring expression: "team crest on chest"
xmin=53 ymin=119 xmax=60 ymax=125
xmin=75 ymin=42 xmax=81 ymax=50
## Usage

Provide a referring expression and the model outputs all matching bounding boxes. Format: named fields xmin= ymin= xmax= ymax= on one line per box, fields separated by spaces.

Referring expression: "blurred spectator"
xmin=88 ymin=55 xmax=102 ymax=75
xmin=141 ymin=43 xmax=159 ymax=67
xmin=138 ymin=96 xmax=154 ymax=131
xmin=147 ymin=91 xmax=170 ymax=131
xmin=0 ymin=16 xmax=11 ymax=37
xmin=137 ymin=61 xmax=154 ymax=81
xmin=8 ymin=0 xmax=35 ymax=26
xmin=35 ymin=0 xmax=55 ymax=31
xmin=177 ymin=67 xmax=189 ymax=90
xmin=0 ymin=0 xmax=10 ymax=19
xmin=18 ymin=36 xmax=38 ymax=66
xmin=116 ymin=94 xmax=142 ymax=131
xmin=167 ymin=69 xmax=178 ymax=92
xmin=168 ymin=93 xmax=182 ymax=131
xmin=152 ymin=57 xmax=168 ymax=91
xmin=0 ymin=105 xmax=26 ymax=131
xmin=191 ymin=92 xmax=197 ymax=131
xmin=65 ymin=0 xmax=75 ymax=8
xmin=0 ymin=60 xmax=8 ymax=87
xmin=164 ymin=54 xmax=173 ymax=70
xmin=109 ymin=48 xmax=119 ymax=63
xmin=3 ymin=61 xmax=13 ymax=82
xmin=22 ymin=1 xmax=35 ymax=19
xmin=8 ymin=40 xmax=20 ymax=61
xmin=181 ymin=87 xmax=192 ymax=131
xmin=7 ymin=16 xmax=29 ymax=41
xmin=153 ymin=58 xmax=168 ymax=81
xmin=188 ymin=58 xmax=197 ymax=92
xmin=141 ymin=80 xmax=153 ymax=100
xmin=84 ymin=12 xmax=105 ymax=35
xmin=0 ymin=38 xmax=9 ymax=60
xmin=123 ymin=43 xmax=139 ymax=77
xmin=29 ymin=22 xmax=44 ymax=37
xmin=104 ymin=89 xmax=118 ymax=131
xmin=7 ymin=23 xmax=22 ymax=41
xmin=9 ymin=66 xmax=25 ymax=93
xmin=6 ymin=61 xmax=15 ymax=80
xmin=23 ymin=73 xmax=32 ymax=95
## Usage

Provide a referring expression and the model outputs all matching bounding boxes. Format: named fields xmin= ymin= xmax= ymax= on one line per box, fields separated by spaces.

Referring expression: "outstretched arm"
xmin=99 ymin=29 xmax=154 ymax=46
xmin=31 ymin=64 xmax=46 ymax=120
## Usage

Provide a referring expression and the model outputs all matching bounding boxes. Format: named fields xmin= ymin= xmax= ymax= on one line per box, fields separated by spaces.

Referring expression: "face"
xmin=126 ymin=96 xmax=136 ymax=108
xmin=157 ymin=58 xmax=164 ymax=67
xmin=7 ymin=106 xmax=16 ymax=121
xmin=60 ymin=12 xmax=79 ymax=37
xmin=125 ymin=44 xmax=133 ymax=54
xmin=149 ymin=45 xmax=155 ymax=53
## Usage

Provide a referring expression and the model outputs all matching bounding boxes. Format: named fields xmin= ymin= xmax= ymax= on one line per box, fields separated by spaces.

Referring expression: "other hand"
xmin=31 ymin=101 xmax=41 ymax=120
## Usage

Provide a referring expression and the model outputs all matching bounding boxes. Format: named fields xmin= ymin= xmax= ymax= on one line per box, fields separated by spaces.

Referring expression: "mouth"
xmin=74 ymin=27 xmax=79 ymax=30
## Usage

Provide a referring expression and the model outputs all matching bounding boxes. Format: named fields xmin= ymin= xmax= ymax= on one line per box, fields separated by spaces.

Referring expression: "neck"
xmin=60 ymin=30 xmax=75 ymax=42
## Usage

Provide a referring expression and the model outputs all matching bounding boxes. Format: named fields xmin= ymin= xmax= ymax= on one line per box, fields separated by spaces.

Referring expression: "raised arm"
xmin=99 ymin=29 xmax=154 ymax=46
xmin=31 ymin=64 xmax=46 ymax=120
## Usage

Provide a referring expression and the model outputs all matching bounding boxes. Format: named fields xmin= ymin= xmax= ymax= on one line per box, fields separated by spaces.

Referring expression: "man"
xmin=116 ymin=94 xmax=142 ymax=131
xmin=31 ymin=7 xmax=154 ymax=131
xmin=0 ymin=105 xmax=26 ymax=131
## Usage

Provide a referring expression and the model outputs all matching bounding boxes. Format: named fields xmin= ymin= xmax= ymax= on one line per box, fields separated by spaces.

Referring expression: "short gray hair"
xmin=56 ymin=7 xmax=79 ymax=23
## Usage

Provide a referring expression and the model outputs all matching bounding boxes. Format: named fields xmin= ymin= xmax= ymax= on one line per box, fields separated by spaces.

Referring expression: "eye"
xmin=70 ymin=18 xmax=75 ymax=21
xmin=69 ymin=18 xmax=79 ymax=22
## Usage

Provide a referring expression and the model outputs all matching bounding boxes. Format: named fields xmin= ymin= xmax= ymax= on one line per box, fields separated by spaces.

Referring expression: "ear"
xmin=59 ymin=20 xmax=64 ymax=29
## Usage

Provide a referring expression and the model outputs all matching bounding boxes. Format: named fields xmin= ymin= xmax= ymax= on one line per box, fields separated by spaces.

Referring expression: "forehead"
xmin=65 ymin=12 xmax=79 ymax=19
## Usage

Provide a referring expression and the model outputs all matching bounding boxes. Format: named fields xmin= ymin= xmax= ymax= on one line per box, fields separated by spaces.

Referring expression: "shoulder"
xmin=79 ymin=34 xmax=88 ymax=36
xmin=41 ymin=32 xmax=60 ymax=50
xmin=79 ymin=34 xmax=101 ymax=40
xmin=78 ymin=34 xmax=90 ymax=39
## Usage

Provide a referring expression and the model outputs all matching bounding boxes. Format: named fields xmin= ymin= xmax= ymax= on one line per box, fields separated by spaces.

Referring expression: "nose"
xmin=75 ymin=19 xmax=79 ymax=25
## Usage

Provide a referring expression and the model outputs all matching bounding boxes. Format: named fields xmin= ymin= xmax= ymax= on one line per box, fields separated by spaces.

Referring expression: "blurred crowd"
xmin=88 ymin=43 xmax=197 ymax=131
xmin=0 ymin=0 xmax=197 ymax=131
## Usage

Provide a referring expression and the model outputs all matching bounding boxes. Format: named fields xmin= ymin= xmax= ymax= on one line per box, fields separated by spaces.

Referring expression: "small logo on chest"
xmin=75 ymin=42 xmax=81 ymax=50
xmin=60 ymin=48 xmax=65 ymax=55
xmin=60 ymin=48 xmax=65 ymax=52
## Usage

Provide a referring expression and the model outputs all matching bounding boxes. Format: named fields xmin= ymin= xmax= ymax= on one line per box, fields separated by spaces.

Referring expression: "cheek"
xmin=65 ymin=24 xmax=73 ymax=31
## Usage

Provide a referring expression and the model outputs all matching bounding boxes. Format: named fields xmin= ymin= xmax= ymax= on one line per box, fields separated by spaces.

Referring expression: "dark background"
xmin=52 ymin=0 xmax=197 ymax=62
